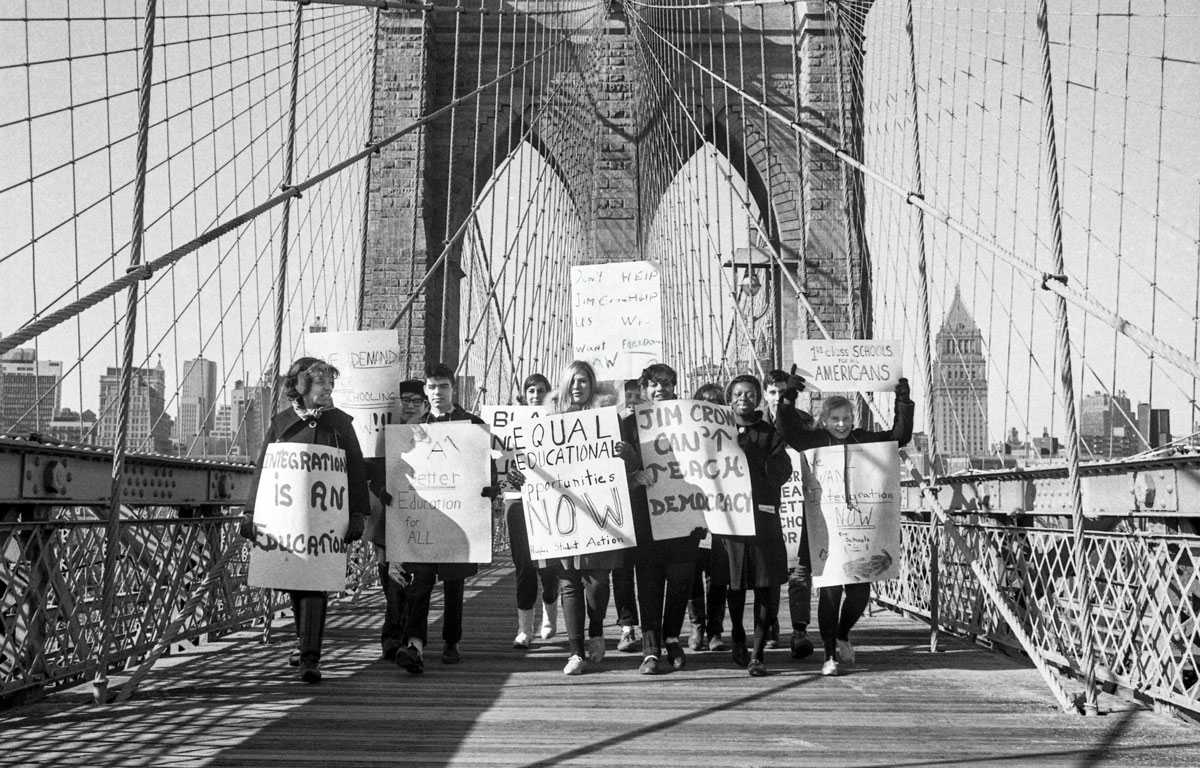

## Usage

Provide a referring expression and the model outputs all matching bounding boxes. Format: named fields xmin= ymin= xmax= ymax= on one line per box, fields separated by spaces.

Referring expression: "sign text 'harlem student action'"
xmin=515 ymin=406 xmax=637 ymax=559
xmin=247 ymin=443 xmax=350 ymax=592
xmin=571 ymin=260 xmax=663 ymax=380
xmin=385 ymin=423 xmax=493 ymax=564
xmin=635 ymin=399 xmax=756 ymax=539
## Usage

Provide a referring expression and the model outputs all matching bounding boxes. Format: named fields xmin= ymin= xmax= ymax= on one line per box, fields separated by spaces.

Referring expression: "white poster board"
xmin=247 ymin=443 xmax=350 ymax=592
xmin=305 ymin=329 xmax=403 ymax=458
xmin=385 ymin=423 xmax=493 ymax=564
xmin=480 ymin=404 xmax=546 ymax=499
xmin=802 ymin=441 xmax=902 ymax=587
xmin=791 ymin=339 xmax=902 ymax=393
xmin=516 ymin=406 xmax=637 ymax=559
xmin=571 ymin=260 xmax=663 ymax=380
xmin=636 ymin=400 xmax=756 ymax=539
xmin=781 ymin=448 xmax=806 ymax=569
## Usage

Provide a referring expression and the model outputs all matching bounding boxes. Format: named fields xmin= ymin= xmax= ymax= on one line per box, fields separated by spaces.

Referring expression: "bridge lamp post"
xmin=723 ymin=245 xmax=780 ymax=372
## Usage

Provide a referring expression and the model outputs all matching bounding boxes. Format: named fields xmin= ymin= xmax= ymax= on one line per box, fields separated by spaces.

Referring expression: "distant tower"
xmin=932 ymin=288 xmax=989 ymax=457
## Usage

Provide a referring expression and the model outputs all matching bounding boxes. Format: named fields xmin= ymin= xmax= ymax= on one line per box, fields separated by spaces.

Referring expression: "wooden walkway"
xmin=3 ymin=564 xmax=1199 ymax=767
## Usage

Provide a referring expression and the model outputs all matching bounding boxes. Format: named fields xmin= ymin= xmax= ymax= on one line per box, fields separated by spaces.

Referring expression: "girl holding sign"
xmin=717 ymin=375 xmax=793 ymax=677
xmin=240 ymin=357 xmax=370 ymax=684
xmin=552 ymin=360 xmax=627 ymax=675
xmin=777 ymin=377 xmax=913 ymax=677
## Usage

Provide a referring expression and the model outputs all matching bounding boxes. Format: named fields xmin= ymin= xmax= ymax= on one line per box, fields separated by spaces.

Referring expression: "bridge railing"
xmin=0 ymin=510 xmax=380 ymax=704
xmin=876 ymin=518 xmax=1200 ymax=716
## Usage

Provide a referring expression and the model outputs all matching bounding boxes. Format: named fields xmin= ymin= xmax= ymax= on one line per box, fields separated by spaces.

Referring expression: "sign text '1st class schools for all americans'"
xmin=792 ymin=339 xmax=902 ymax=393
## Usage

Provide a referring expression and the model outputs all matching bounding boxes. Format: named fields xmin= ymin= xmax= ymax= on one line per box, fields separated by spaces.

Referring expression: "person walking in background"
xmin=241 ymin=357 xmax=369 ymax=684
xmin=686 ymin=382 xmax=729 ymax=652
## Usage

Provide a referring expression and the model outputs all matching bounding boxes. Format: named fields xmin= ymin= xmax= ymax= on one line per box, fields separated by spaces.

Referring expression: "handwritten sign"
xmin=636 ymin=400 xmax=755 ymax=539
xmin=480 ymin=404 xmax=546 ymax=499
xmin=306 ymin=329 xmax=403 ymax=457
xmin=781 ymin=448 xmax=806 ymax=568
xmin=791 ymin=339 xmax=902 ymax=393
xmin=801 ymin=441 xmax=901 ymax=587
xmin=385 ymin=423 xmax=493 ymax=564
xmin=247 ymin=443 xmax=350 ymax=592
xmin=571 ymin=260 xmax=663 ymax=380
xmin=516 ymin=406 xmax=637 ymax=559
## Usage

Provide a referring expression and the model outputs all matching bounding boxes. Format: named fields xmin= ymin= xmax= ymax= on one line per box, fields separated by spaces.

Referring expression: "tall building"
xmin=932 ymin=288 xmax=989 ymax=457
xmin=0 ymin=344 xmax=63 ymax=434
xmin=1080 ymin=390 xmax=1137 ymax=458
xmin=1137 ymin=403 xmax=1172 ymax=450
xmin=98 ymin=361 xmax=174 ymax=454
xmin=231 ymin=375 xmax=277 ymax=459
xmin=178 ymin=357 xmax=218 ymax=456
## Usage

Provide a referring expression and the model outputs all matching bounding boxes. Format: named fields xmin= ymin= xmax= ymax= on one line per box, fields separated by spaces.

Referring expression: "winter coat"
xmin=713 ymin=412 xmax=791 ymax=590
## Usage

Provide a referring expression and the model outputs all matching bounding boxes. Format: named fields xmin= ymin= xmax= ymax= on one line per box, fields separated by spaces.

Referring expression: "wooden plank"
xmin=1 ymin=565 xmax=1199 ymax=767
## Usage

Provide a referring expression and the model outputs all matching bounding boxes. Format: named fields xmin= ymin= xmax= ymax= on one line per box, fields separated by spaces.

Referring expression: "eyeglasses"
xmin=400 ymin=396 xmax=426 ymax=405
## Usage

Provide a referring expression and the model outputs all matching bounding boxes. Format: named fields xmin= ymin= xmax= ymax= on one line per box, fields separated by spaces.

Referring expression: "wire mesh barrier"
xmin=875 ymin=518 xmax=1200 ymax=715
xmin=0 ymin=510 xmax=383 ymax=703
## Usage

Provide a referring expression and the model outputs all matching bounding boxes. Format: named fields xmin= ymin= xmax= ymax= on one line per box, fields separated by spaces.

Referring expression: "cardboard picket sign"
xmin=571 ymin=260 xmax=663 ymax=380
xmin=635 ymin=399 xmax=756 ymax=539
xmin=791 ymin=339 xmax=902 ymax=393
xmin=780 ymin=448 xmax=806 ymax=569
xmin=247 ymin=443 xmax=351 ymax=592
xmin=515 ymin=406 xmax=637 ymax=559
xmin=480 ymin=404 xmax=546 ymax=500
xmin=801 ymin=441 xmax=902 ymax=587
xmin=385 ymin=423 xmax=493 ymax=564
xmin=305 ymin=329 xmax=403 ymax=458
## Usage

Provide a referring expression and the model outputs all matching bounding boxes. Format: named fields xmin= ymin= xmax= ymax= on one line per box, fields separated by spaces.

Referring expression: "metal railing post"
xmin=92 ymin=0 xmax=157 ymax=705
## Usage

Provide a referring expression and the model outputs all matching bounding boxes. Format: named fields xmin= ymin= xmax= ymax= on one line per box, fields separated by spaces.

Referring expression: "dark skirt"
xmin=712 ymin=505 xmax=787 ymax=590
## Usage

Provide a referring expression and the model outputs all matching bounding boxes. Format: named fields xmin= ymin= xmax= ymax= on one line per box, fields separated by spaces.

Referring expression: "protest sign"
xmin=305 ymin=329 xmax=403 ymax=457
xmin=571 ymin=261 xmax=663 ymax=380
xmin=385 ymin=423 xmax=493 ymax=564
xmin=801 ymin=441 xmax=901 ymax=587
xmin=247 ymin=443 xmax=350 ymax=592
xmin=635 ymin=400 xmax=755 ymax=539
xmin=781 ymin=448 xmax=806 ymax=569
xmin=515 ymin=406 xmax=637 ymax=559
xmin=480 ymin=404 xmax=546 ymax=499
xmin=791 ymin=339 xmax=902 ymax=393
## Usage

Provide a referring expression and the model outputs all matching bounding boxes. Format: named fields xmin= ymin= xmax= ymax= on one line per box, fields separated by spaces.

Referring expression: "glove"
xmin=780 ymin=364 xmax=807 ymax=404
xmin=237 ymin=512 xmax=257 ymax=542
xmin=480 ymin=484 xmax=501 ymax=499
xmin=344 ymin=515 xmax=365 ymax=544
xmin=690 ymin=526 xmax=709 ymax=540
xmin=507 ymin=466 xmax=526 ymax=488
xmin=895 ymin=377 xmax=911 ymax=401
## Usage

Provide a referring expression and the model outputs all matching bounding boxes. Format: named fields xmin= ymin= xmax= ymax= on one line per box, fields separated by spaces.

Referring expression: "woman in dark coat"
xmin=775 ymin=376 xmax=914 ymax=676
xmin=714 ymin=374 xmax=792 ymax=677
xmin=240 ymin=357 xmax=369 ymax=683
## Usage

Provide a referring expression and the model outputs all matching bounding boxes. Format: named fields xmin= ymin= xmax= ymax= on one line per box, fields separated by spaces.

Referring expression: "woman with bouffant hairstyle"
xmin=241 ymin=356 xmax=370 ymax=683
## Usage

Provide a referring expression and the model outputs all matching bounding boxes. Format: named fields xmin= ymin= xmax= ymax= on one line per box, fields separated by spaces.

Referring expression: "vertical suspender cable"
xmin=902 ymin=0 xmax=941 ymax=655
xmin=357 ymin=9 xmax=382 ymax=330
xmin=1035 ymin=0 xmax=1096 ymax=715
xmin=93 ymin=0 xmax=157 ymax=706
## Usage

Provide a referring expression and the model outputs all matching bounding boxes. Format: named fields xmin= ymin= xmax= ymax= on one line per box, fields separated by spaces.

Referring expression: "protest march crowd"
xmin=239 ymin=349 xmax=914 ymax=686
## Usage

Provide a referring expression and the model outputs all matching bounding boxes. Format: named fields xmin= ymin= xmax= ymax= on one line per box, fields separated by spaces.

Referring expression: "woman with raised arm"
xmin=240 ymin=357 xmax=369 ymax=683
xmin=776 ymin=376 xmax=914 ymax=676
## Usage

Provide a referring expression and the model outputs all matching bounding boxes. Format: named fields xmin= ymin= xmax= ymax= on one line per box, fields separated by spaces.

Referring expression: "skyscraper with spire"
xmin=933 ymin=288 xmax=989 ymax=457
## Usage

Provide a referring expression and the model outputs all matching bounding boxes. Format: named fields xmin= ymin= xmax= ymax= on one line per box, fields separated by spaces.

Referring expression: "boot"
xmin=540 ymin=599 xmax=558 ymax=640
xmin=297 ymin=594 xmax=327 ymax=683
xmin=513 ymin=608 xmax=536 ymax=649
